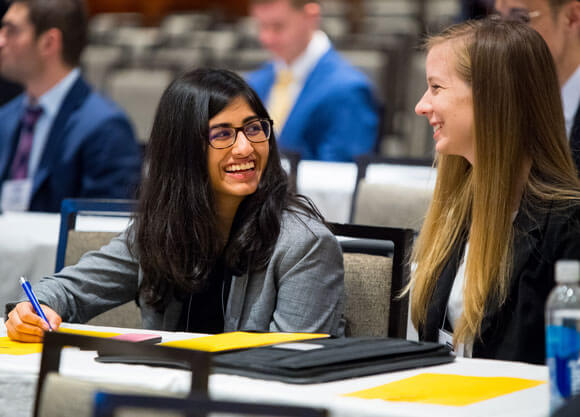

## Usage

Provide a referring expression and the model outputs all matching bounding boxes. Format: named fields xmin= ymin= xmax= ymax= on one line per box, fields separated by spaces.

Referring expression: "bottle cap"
xmin=555 ymin=260 xmax=580 ymax=284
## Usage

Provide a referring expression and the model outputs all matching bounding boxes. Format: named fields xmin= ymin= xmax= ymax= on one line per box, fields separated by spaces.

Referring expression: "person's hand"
xmin=5 ymin=302 xmax=61 ymax=342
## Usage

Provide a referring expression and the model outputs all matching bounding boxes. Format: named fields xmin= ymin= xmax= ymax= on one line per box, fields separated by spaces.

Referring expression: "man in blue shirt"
xmin=247 ymin=0 xmax=380 ymax=162
xmin=0 ymin=0 xmax=141 ymax=212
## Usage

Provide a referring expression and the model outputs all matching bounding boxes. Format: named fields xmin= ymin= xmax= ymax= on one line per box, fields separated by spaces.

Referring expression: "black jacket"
xmin=571 ymin=102 xmax=580 ymax=175
xmin=420 ymin=198 xmax=580 ymax=364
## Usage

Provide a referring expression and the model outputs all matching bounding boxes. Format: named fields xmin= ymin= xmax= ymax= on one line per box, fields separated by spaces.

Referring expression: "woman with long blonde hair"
xmin=412 ymin=18 xmax=580 ymax=364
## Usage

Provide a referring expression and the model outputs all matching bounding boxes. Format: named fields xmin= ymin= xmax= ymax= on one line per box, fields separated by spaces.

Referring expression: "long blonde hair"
xmin=410 ymin=19 xmax=580 ymax=344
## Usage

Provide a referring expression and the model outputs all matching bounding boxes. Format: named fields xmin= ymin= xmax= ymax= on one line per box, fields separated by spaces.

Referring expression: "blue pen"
xmin=20 ymin=277 xmax=52 ymax=331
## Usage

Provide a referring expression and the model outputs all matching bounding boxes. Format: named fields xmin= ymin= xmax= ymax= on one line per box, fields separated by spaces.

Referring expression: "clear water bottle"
xmin=546 ymin=259 xmax=580 ymax=414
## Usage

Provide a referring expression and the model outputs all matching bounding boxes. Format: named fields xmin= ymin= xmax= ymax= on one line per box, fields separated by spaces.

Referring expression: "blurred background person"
xmin=0 ymin=0 xmax=22 ymax=105
xmin=247 ymin=0 xmax=380 ymax=162
xmin=412 ymin=19 xmax=580 ymax=364
xmin=0 ymin=0 xmax=141 ymax=213
xmin=495 ymin=0 xmax=580 ymax=172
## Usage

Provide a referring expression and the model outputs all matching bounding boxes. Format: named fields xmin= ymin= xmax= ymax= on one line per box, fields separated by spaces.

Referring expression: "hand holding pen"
xmin=4 ymin=278 xmax=62 ymax=342
xmin=20 ymin=277 xmax=53 ymax=331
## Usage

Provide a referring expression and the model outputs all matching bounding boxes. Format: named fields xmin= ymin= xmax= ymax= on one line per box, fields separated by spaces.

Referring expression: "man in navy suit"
xmin=495 ymin=0 xmax=580 ymax=173
xmin=0 ymin=0 xmax=141 ymax=212
xmin=248 ymin=0 xmax=380 ymax=162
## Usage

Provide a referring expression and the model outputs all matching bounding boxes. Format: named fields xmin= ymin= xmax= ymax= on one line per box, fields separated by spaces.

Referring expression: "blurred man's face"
xmin=495 ymin=0 xmax=569 ymax=80
xmin=251 ymin=0 xmax=317 ymax=65
xmin=0 ymin=3 xmax=42 ymax=84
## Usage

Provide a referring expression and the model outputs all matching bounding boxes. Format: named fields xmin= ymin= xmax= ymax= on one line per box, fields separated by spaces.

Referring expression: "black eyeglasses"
xmin=208 ymin=118 xmax=273 ymax=149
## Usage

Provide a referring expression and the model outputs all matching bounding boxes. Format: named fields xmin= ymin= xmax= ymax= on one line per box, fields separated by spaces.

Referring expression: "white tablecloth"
xmin=0 ymin=212 xmax=129 ymax=313
xmin=297 ymin=161 xmax=358 ymax=223
xmin=296 ymin=162 xmax=438 ymax=223
xmin=0 ymin=322 xmax=549 ymax=417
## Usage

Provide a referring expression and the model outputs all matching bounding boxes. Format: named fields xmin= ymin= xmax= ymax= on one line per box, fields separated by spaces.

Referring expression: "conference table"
xmin=0 ymin=321 xmax=549 ymax=417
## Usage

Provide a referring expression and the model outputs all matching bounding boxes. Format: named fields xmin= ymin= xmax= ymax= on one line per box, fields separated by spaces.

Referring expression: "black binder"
xmin=212 ymin=337 xmax=454 ymax=384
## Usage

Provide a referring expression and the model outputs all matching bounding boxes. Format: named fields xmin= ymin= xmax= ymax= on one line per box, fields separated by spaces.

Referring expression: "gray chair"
xmin=149 ymin=47 xmax=206 ymax=73
xmin=329 ymin=222 xmax=413 ymax=338
xmin=56 ymin=199 xmax=140 ymax=329
xmin=81 ymin=45 xmax=126 ymax=92
xmin=352 ymin=179 xmax=432 ymax=231
xmin=106 ymin=68 xmax=174 ymax=143
xmin=34 ymin=332 xmax=211 ymax=417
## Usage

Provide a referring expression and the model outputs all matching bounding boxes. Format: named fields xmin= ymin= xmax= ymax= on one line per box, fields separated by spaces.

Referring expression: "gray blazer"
xmin=18 ymin=211 xmax=345 ymax=336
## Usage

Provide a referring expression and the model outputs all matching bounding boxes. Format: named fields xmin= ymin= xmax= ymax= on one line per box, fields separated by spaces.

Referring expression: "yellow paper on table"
xmin=0 ymin=337 xmax=43 ymax=355
xmin=56 ymin=327 xmax=121 ymax=338
xmin=343 ymin=373 xmax=546 ymax=406
xmin=161 ymin=331 xmax=329 ymax=352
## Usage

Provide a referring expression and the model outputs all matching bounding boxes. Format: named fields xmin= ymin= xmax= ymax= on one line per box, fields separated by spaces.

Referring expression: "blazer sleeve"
xmin=10 ymin=231 xmax=140 ymax=323
xmin=268 ymin=213 xmax=345 ymax=335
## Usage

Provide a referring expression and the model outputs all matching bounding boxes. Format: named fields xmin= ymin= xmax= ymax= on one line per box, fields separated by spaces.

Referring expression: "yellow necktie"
xmin=269 ymin=69 xmax=294 ymax=133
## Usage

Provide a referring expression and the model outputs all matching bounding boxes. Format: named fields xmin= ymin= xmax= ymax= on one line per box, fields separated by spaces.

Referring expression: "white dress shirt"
xmin=562 ymin=65 xmax=580 ymax=139
xmin=447 ymin=243 xmax=473 ymax=358
xmin=24 ymin=68 xmax=81 ymax=178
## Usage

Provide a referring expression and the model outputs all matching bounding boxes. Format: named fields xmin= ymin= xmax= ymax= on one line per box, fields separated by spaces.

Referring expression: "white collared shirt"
xmin=268 ymin=31 xmax=331 ymax=116
xmin=447 ymin=242 xmax=473 ymax=358
xmin=562 ymin=65 xmax=580 ymax=139
xmin=25 ymin=68 xmax=81 ymax=178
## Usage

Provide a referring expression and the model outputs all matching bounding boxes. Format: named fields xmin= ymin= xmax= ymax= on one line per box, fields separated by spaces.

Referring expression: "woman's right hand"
xmin=5 ymin=302 xmax=62 ymax=342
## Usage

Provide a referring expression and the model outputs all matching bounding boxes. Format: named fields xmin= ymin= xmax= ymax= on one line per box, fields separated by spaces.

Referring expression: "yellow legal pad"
xmin=0 ymin=337 xmax=43 ymax=355
xmin=0 ymin=328 xmax=122 ymax=355
xmin=343 ymin=373 xmax=545 ymax=406
xmin=160 ymin=331 xmax=329 ymax=352
xmin=55 ymin=327 xmax=121 ymax=338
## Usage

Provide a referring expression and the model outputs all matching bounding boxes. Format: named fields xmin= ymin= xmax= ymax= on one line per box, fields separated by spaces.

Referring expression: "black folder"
xmin=212 ymin=337 xmax=454 ymax=384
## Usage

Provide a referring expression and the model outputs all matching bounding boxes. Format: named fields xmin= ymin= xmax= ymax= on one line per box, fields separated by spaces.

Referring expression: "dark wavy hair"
xmin=132 ymin=68 xmax=321 ymax=309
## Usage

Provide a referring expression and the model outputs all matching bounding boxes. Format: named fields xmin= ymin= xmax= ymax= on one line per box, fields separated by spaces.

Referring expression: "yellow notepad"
xmin=0 ymin=328 xmax=121 ymax=355
xmin=343 ymin=373 xmax=545 ymax=406
xmin=0 ymin=337 xmax=43 ymax=355
xmin=56 ymin=327 xmax=121 ymax=338
xmin=161 ymin=331 xmax=329 ymax=352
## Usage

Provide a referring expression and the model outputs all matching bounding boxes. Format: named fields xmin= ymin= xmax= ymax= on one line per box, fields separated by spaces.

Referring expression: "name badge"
xmin=438 ymin=328 xmax=454 ymax=351
xmin=438 ymin=328 xmax=465 ymax=357
xmin=1 ymin=179 xmax=33 ymax=212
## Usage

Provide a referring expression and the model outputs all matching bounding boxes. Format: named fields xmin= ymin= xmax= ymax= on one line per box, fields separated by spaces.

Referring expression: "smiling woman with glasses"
xmin=5 ymin=68 xmax=345 ymax=342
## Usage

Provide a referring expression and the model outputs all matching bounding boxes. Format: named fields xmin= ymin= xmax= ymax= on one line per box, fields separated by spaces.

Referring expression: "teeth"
xmin=433 ymin=124 xmax=441 ymax=133
xmin=226 ymin=161 xmax=255 ymax=172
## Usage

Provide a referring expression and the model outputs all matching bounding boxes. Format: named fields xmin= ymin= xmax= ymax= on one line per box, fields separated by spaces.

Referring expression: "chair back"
xmin=56 ymin=199 xmax=140 ymax=328
xmin=35 ymin=332 xmax=211 ymax=417
xmin=106 ymin=67 xmax=174 ymax=143
xmin=343 ymin=252 xmax=393 ymax=337
xmin=329 ymin=222 xmax=413 ymax=338
xmin=353 ymin=180 xmax=432 ymax=231
xmin=93 ymin=392 xmax=327 ymax=417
